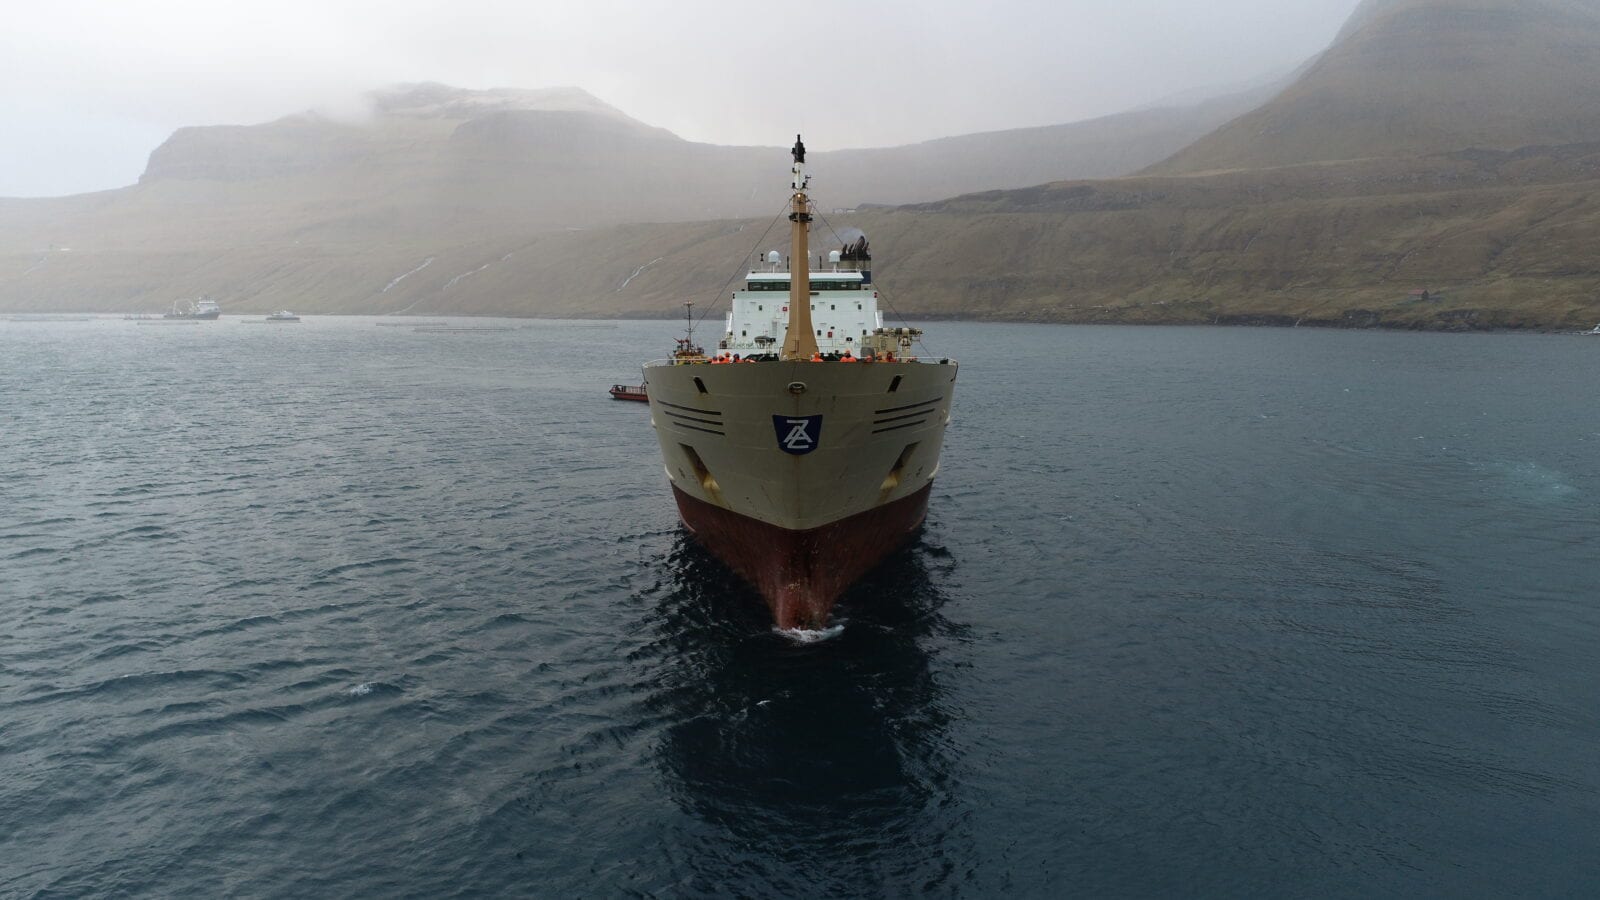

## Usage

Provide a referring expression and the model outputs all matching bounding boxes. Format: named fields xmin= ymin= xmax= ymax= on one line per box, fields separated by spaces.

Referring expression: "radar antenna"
xmin=672 ymin=301 xmax=705 ymax=362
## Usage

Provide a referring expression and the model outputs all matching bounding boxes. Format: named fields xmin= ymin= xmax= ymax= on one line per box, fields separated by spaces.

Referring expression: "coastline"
xmin=6 ymin=308 xmax=1594 ymax=334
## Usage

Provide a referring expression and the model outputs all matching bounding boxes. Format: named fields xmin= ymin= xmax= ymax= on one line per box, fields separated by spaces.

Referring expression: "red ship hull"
xmin=671 ymin=483 xmax=932 ymax=629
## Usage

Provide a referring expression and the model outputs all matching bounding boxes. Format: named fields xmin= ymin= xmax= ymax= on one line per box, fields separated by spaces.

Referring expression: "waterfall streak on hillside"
xmin=618 ymin=258 xmax=664 ymax=292
xmin=382 ymin=257 xmax=435 ymax=293
xmin=445 ymin=262 xmax=493 ymax=289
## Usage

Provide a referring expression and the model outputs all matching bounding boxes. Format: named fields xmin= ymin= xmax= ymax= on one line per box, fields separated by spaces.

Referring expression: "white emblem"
xmin=783 ymin=420 xmax=814 ymax=451
xmin=773 ymin=414 xmax=823 ymax=455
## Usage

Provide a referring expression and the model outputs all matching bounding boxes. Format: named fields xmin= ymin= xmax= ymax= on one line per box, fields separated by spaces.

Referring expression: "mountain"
xmin=9 ymin=81 xmax=1273 ymax=224
xmin=128 ymin=81 xmax=1278 ymax=214
xmin=1155 ymin=0 xmax=1600 ymax=173
xmin=0 ymin=81 xmax=1274 ymax=312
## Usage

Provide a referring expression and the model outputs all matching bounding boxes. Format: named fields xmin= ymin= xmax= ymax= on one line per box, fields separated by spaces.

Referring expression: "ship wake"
xmin=773 ymin=622 xmax=846 ymax=644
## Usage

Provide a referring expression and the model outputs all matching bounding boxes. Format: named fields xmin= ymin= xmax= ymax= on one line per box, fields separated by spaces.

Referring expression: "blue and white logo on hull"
xmin=773 ymin=415 xmax=823 ymax=455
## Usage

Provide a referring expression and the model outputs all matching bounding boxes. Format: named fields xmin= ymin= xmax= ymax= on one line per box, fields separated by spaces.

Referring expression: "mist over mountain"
xmin=1156 ymin=0 xmax=1600 ymax=172
xmin=0 ymin=81 xmax=1271 ymax=311
xmin=24 ymin=80 xmax=1269 ymax=223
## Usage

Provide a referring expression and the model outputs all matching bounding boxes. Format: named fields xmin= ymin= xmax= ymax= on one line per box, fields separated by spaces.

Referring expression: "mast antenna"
xmin=790 ymin=134 xmax=809 ymax=191
xmin=780 ymin=135 xmax=819 ymax=360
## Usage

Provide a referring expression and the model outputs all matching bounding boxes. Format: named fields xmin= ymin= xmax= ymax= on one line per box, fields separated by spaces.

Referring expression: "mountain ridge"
xmin=59 ymin=81 xmax=1274 ymax=208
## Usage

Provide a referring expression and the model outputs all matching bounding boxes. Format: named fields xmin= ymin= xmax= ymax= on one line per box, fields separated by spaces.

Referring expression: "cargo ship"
xmin=643 ymin=136 xmax=958 ymax=630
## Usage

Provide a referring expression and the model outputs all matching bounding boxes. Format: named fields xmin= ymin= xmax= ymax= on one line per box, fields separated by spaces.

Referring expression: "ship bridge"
xmin=721 ymin=256 xmax=882 ymax=357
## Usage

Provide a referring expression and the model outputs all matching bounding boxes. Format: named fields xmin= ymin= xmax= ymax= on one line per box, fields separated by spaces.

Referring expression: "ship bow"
xmin=672 ymin=483 xmax=932 ymax=629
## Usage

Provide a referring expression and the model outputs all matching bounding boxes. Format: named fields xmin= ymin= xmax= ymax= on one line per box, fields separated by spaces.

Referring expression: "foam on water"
xmin=1500 ymin=460 xmax=1579 ymax=500
xmin=773 ymin=623 xmax=847 ymax=644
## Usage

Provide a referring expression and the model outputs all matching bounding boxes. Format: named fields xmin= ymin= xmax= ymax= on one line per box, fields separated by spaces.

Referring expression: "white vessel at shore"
xmin=163 ymin=298 xmax=221 ymax=320
xmin=643 ymin=136 xmax=958 ymax=629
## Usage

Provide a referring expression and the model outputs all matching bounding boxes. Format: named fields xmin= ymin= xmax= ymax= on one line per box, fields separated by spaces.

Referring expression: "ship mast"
xmin=780 ymin=135 xmax=819 ymax=361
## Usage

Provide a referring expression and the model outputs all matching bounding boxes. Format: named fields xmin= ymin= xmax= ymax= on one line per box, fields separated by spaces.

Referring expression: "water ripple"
xmin=2 ymin=320 xmax=1597 ymax=897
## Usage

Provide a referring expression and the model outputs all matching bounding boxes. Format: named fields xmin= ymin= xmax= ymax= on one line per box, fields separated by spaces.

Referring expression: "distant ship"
xmin=163 ymin=298 xmax=221 ymax=320
xmin=643 ymin=136 xmax=958 ymax=630
xmin=264 ymin=310 xmax=301 ymax=322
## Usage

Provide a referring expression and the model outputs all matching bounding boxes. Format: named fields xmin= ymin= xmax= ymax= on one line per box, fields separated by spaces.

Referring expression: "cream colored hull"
xmin=644 ymin=360 xmax=957 ymax=531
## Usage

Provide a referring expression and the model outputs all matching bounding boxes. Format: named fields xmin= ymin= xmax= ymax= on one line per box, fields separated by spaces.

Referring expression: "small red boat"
xmin=609 ymin=383 xmax=648 ymax=402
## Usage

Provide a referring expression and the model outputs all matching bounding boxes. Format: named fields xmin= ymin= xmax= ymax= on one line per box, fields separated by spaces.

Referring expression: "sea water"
xmin=2 ymin=318 xmax=1597 ymax=896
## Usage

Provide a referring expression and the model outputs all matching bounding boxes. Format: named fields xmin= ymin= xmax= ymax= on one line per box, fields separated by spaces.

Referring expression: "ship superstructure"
xmin=718 ymin=247 xmax=880 ymax=359
xmin=643 ymin=136 xmax=958 ymax=629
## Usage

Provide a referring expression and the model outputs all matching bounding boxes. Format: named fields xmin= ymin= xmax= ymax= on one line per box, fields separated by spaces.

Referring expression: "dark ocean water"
xmin=2 ymin=316 xmax=1597 ymax=897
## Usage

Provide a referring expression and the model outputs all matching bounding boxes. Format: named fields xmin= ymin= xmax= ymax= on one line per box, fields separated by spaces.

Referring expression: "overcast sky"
xmin=0 ymin=0 xmax=1361 ymax=197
